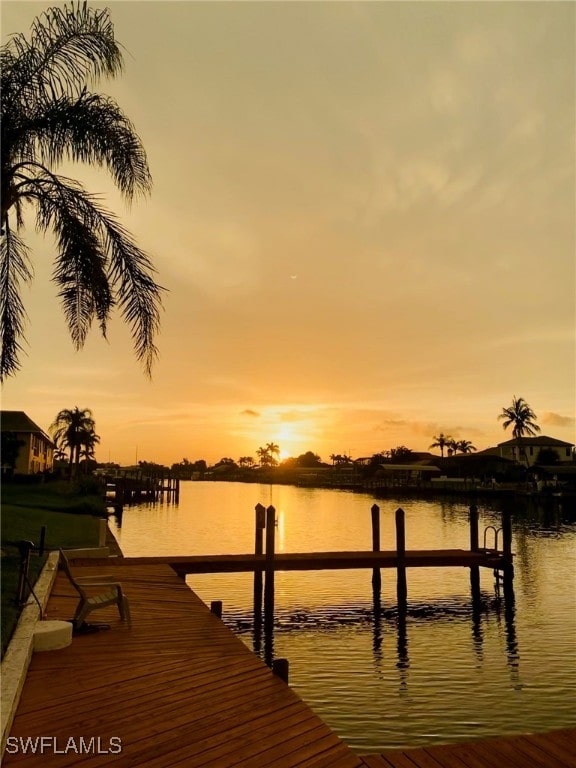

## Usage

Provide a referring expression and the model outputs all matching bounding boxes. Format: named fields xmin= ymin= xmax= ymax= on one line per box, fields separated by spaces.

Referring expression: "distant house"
xmin=0 ymin=411 xmax=54 ymax=475
xmin=497 ymin=436 xmax=574 ymax=466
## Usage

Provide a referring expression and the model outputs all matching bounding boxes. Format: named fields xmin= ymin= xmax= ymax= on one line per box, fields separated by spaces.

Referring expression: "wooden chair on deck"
xmin=59 ymin=549 xmax=131 ymax=630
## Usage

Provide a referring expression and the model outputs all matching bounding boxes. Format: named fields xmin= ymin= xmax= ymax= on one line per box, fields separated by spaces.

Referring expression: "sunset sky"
xmin=1 ymin=1 xmax=574 ymax=466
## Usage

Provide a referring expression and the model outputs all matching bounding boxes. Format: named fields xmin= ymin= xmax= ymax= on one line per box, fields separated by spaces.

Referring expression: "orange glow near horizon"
xmin=0 ymin=3 xmax=574 ymax=469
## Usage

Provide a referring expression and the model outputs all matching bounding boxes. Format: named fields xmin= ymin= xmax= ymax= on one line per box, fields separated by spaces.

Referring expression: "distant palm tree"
xmin=79 ymin=427 xmax=100 ymax=471
xmin=266 ymin=442 xmax=280 ymax=466
xmin=498 ymin=396 xmax=540 ymax=464
xmin=256 ymin=446 xmax=271 ymax=467
xmin=446 ymin=438 xmax=458 ymax=456
xmin=238 ymin=456 xmax=255 ymax=468
xmin=498 ymin=396 xmax=540 ymax=439
xmin=1 ymin=2 xmax=162 ymax=380
xmin=50 ymin=406 xmax=95 ymax=476
xmin=429 ymin=433 xmax=452 ymax=458
xmin=455 ymin=439 xmax=476 ymax=455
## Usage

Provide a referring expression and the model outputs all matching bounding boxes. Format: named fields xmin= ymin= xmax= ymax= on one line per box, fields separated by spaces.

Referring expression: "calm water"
xmin=109 ymin=482 xmax=576 ymax=753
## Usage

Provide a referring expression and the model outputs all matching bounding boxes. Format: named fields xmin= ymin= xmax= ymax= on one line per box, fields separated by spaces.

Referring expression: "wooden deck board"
xmin=4 ymin=563 xmax=362 ymax=768
xmin=363 ymin=728 xmax=576 ymax=768
xmin=512 ymin=732 xmax=576 ymax=767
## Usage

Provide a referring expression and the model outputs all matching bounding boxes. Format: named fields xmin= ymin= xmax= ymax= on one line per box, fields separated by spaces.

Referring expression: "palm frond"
xmin=30 ymin=171 xmax=162 ymax=374
xmin=104 ymin=220 xmax=163 ymax=378
xmin=32 ymin=174 xmax=113 ymax=347
xmin=25 ymin=93 xmax=151 ymax=200
xmin=5 ymin=2 xmax=123 ymax=104
xmin=0 ymin=226 xmax=33 ymax=380
xmin=1 ymin=3 xmax=162 ymax=379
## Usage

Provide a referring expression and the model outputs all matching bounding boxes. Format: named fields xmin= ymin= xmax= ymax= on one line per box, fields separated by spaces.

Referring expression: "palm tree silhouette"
xmin=455 ymin=439 xmax=476 ymax=454
xmin=266 ymin=442 xmax=280 ymax=466
xmin=79 ymin=427 xmax=100 ymax=472
xmin=50 ymin=406 xmax=96 ymax=476
xmin=1 ymin=2 xmax=162 ymax=380
xmin=256 ymin=446 xmax=271 ymax=467
xmin=429 ymin=433 xmax=452 ymax=457
xmin=498 ymin=396 xmax=540 ymax=464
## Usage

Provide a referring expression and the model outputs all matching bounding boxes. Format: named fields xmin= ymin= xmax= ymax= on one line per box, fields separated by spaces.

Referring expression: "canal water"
xmin=108 ymin=482 xmax=576 ymax=753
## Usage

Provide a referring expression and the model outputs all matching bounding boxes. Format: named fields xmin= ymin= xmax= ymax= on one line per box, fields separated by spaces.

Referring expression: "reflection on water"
xmin=109 ymin=482 xmax=576 ymax=752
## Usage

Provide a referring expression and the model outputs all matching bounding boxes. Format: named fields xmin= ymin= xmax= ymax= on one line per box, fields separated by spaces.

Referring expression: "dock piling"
xmin=253 ymin=503 xmax=266 ymax=648
xmin=264 ymin=505 xmax=276 ymax=665
xmin=38 ymin=525 xmax=47 ymax=558
xmin=210 ymin=600 xmax=223 ymax=618
xmin=469 ymin=505 xmax=481 ymax=603
xmin=272 ymin=658 xmax=289 ymax=683
xmin=371 ymin=504 xmax=381 ymax=591
xmin=502 ymin=509 xmax=514 ymax=594
xmin=395 ymin=508 xmax=407 ymax=612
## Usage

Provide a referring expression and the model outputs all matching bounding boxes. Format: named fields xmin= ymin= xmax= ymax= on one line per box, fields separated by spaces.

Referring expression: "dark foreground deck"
xmin=3 ymin=562 xmax=573 ymax=767
xmin=363 ymin=728 xmax=576 ymax=767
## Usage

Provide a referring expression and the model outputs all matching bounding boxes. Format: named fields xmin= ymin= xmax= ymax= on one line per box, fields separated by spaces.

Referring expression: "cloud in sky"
xmin=541 ymin=412 xmax=576 ymax=429
xmin=1 ymin=1 xmax=574 ymax=465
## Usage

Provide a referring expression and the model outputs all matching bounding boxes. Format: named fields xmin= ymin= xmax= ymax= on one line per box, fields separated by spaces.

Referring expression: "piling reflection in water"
xmin=471 ymin=593 xmax=484 ymax=661
xmin=250 ymin=501 xmax=518 ymax=674
xmin=372 ymin=583 xmax=383 ymax=666
xmin=251 ymin=569 xmax=517 ymax=687
xmin=396 ymin=611 xmax=410 ymax=697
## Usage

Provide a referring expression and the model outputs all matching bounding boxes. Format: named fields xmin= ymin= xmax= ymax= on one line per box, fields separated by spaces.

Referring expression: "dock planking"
xmin=3 ymin=562 xmax=363 ymax=768
xmin=4 ymin=560 xmax=572 ymax=768
xmin=360 ymin=727 xmax=576 ymax=767
xmin=69 ymin=549 xmax=508 ymax=575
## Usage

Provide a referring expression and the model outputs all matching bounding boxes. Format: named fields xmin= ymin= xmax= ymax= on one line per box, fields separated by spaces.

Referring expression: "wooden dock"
xmin=69 ymin=549 xmax=508 ymax=575
xmin=3 ymin=562 xmax=363 ymax=768
xmin=363 ymin=728 xmax=576 ymax=767
xmin=104 ymin=471 xmax=180 ymax=509
xmin=3 ymin=561 xmax=573 ymax=767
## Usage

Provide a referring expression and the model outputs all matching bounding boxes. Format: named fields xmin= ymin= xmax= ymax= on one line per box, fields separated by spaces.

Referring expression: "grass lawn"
xmin=1 ymin=481 xmax=104 ymax=656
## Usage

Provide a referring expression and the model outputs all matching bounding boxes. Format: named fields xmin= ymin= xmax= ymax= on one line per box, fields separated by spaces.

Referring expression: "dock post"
xmin=469 ymin=505 xmax=481 ymax=603
xmin=253 ymin=503 xmax=266 ymax=650
xmin=210 ymin=600 xmax=223 ymax=618
xmin=395 ymin=507 xmax=407 ymax=613
xmin=38 ymin=525 xmax=47 ymax=558
xmin=502 ymin=509 xmax=514 ymax=595
xmin=264 ymin=505 xmax=276 ymax=666
xmin=272 ymin=658 xmax=289 ymax=684
xmin=115 ymin=480 xmax=125 ymax=507
xmin=371 ymin=504 xmax=381 ymax=590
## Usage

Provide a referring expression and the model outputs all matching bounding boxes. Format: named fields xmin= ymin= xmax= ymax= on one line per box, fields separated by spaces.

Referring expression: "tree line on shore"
xmin=105 ymin=396 xmax=550 ymax=479
xmin=2 ymin=395 xmax=560 ymax=481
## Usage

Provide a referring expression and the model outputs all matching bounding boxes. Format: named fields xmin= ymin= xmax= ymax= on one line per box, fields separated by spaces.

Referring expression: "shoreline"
xmin=190 ymin=476 xmax=573 ymax=502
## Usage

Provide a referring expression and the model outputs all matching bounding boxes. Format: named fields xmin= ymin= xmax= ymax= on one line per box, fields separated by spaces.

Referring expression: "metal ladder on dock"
xmin=483 ymin=525 xmax=505 ymax=591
